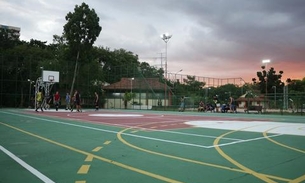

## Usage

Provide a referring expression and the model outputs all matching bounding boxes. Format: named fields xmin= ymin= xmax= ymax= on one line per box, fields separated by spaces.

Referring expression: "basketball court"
xmin=0 ymin=108 xmax=304 ymax=183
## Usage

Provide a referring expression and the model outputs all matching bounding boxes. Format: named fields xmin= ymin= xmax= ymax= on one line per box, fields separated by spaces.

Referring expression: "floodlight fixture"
xmin=262 ymin=59 xmax=270 ymax=64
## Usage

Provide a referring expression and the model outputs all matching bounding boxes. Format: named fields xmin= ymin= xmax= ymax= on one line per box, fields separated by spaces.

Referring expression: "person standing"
xmin=65 ymin=92 xmax=70 ymax=110
xmin=213 ymin=95 xmax=219 ymax=112
xmin=229 ymin=96 xmax=236 ymax=113
xmin=75 ymin=90 xmax=82 ymax=112
xmin=54 ymin=91 xmax=60 ymax=111
xmin=70 ymin=91 xmax=76 ymax=112
xmin=35 ymin=90 xmax=44 ymax=112
xmin=179 ymin=96 xmax=185 ymax=112
xmin=94 ymin=92 xmax=99 ymax=111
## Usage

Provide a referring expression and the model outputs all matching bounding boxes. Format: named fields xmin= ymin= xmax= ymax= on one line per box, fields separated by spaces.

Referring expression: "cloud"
xmin=1 ymin=0 xmax=304 ymax=82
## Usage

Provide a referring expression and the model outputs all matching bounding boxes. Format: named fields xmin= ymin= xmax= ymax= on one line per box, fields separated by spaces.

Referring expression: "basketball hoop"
xmin=48 ymin=76 xmax=54 ymax=83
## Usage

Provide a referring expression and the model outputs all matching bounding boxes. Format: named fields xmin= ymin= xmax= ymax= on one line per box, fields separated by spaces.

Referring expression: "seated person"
xmin=221 ymin=104 xmax=229 ymax=113
xmin=205 ymin=103 xmax=215 ymax=112
xmin=198 ymin=101 xmax=205 ymax=112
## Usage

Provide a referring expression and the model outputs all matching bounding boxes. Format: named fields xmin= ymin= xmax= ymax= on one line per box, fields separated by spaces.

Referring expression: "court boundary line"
xmin=0 ymin=145 xmax=55 ymax=183
xmin=208 ymin=133 xmax=282 ymax=148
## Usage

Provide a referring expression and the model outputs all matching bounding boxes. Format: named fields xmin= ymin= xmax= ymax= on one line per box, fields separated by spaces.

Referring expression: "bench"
xmin=244 ymin=106 xmax=263 ymax=114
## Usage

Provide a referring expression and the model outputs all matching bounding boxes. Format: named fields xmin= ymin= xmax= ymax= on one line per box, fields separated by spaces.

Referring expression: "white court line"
xmin=0 ymin=145 xmax=55 ymax=183
xmin=206 ymin=134 xmax=283 ymax=149
xmin=0 ymin=111 xmax=279 ymax=149
xmin=155 ymin=129 xmax=242 ymax=141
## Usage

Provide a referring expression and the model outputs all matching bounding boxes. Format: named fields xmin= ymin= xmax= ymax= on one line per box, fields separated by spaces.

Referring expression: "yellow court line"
xmin=103 ymin=141 xmax=111 ymax=145
xmin=85 ymin=155 xmax=93 ymax=162
xmin=117 ymin=126 xmax=292 ymax=182
xmin=92 ymin=146 xmax=103 ymax=152
xmin=75 ymin=181 xmax=86 ymax=183
xmin=263 ymin=128 xmax=305 ymax=183
xmin=213 ymin=130 xmax=277 ymax=183
xmin=290 ymin=174 xmax=305 ymax=183
xmin=77 ymin=165 xmax=90 ymax=174
xmin=0 ymin=122 xmax=183 ymax=183
xmin=117 ymin=127 xmax=245 ymax=173
xmin=263 ymin=129 xmax=305 ymax=154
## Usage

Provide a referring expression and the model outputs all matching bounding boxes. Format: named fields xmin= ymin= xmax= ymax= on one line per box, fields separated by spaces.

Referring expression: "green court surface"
xmin=0 ymin=109 xmax=304 ymax=183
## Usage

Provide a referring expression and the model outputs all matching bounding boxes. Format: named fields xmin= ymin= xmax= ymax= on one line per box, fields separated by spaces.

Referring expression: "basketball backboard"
xmin=42 ymin=70 xmax=60 ymax=83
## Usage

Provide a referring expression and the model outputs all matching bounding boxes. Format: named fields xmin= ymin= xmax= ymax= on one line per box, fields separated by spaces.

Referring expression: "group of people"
xmin=35 ymin=90 xmax=100 ymax=112
xmin=197 ymin=96 xmax=237 ymax=113
xmin=198 ymin=101 xmax=215 ymax=112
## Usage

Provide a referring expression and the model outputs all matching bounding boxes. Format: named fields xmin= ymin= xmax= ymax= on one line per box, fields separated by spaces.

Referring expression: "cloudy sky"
xmin=1 ymin=0 xmax=305 ymax=83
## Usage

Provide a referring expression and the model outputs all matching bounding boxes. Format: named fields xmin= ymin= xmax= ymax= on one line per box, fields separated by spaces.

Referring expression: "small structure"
xmin=102 ymin=77 xmax=171 ymax=109
xmin=236 ymin=92 xmax=267 ymax=113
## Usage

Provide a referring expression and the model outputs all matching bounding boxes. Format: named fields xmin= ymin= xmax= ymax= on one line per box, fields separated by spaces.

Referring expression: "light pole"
xmin=130 ymin=77 xmax=134 ymax=93
xmin=27 ymin=79 xmax=34 ymax=108
xmin=272 ymin=86 xmax=276 ymax=108
xmin=205 ymin=87 xmax=211 ymax=103
xmin=160 ymin=33 xmax=172 ymax=79
xmin=130 ymin=77 xmax=134 ymax=109
xmin=161 ymin=33 xmax=172 ymax=108
xmin=174 ymin=69 xmax=182 ymax=92
xmin=262 ymin=59 xmax=270 ymax=110
xmin=175 ymin=69 xmax=183 ymax=80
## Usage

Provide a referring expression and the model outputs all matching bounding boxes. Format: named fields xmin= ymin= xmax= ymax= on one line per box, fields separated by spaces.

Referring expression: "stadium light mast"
xmin=161 ymin=33 xmax=172 ymax=107
xmin=262 ymin=59 xmax=270 ymax=110
xmin=160 ymin=33 xmax=172 ymax=79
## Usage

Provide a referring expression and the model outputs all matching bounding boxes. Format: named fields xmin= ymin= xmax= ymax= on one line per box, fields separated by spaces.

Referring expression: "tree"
xmin=138 ymin=62 xmax=163 ymax=78
xmin=63 ymin=2 xmax=102 ymax=100
xmin=286 ymin=78 xmax=305 ymax=92
xmin=123 ymin=92 xmax=135 ymax=109
xmin=181 ymin=75 xmax=206 ymax=103
xmin=256 ymin=66 xmax=284 ymax=94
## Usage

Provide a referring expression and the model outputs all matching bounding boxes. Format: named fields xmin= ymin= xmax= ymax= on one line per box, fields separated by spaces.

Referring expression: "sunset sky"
xmin=1 ymin=0 xmax=304 ymax=83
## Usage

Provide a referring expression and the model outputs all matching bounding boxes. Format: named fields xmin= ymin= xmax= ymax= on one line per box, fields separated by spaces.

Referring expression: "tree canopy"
xmin=63 ymin=2 xmax=102 ymax=99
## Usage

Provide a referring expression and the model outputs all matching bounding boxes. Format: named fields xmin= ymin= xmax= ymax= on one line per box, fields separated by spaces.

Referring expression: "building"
xmin=102 ymin=77 xmax=171 ymax=109
xmin=0 ymin=24 xmax=21 ymax=39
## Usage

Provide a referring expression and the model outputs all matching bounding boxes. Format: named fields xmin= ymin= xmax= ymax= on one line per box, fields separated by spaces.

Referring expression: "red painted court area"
xmin=26 ymin=109 xmax=264 ymax=130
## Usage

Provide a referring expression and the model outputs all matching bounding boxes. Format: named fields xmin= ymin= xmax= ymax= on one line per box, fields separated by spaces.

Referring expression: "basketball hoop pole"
xmin=33 ymin=70 xmax=59 ymax=109
xmin=34 ymin=77 xmax=56 ymax=110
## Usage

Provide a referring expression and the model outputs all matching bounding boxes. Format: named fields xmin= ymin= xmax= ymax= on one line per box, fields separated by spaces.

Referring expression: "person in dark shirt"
xmin=75 ymin=90 xmax=82 ymax=112
xmin=94 ymin=92 xmax=99 ymax=111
